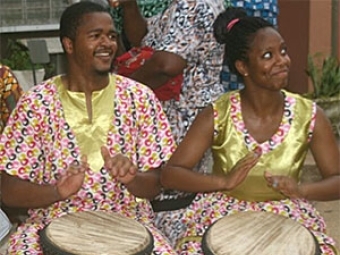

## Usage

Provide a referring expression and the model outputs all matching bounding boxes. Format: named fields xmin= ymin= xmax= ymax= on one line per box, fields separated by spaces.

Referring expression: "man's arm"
xmin=1 ymin=172 xmax=60 ymax=208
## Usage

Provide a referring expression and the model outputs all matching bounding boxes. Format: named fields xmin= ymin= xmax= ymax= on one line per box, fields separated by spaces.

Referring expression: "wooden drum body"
xmin=202 ymin=211 xmax=321 ymax=255
xmin=39 ymin=211 xmax=154 ymax=255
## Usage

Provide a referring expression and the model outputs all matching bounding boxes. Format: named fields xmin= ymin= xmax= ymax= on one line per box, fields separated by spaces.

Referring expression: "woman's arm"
xmin=161 ymin=105 xmax=260 ymax=193
xmin=124 ymin=168 xmax=162 ymax=200
xmin=160 ymin=106 xmax=216 ymax=191
xmin=300 ymin=106 xmax=340 ymax=201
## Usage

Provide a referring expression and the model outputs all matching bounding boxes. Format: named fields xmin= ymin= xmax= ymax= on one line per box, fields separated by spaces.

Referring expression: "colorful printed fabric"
xmin=114 ymin=46 xmax=183 ymax=101
xmin=232 ymin=0 xmax=278 ymax=27
xmin=0 ymin=74 xmax=177 ymax=254
xmin=212 ymin=91 xmax=316 ymax=201
xmin=175 ymin=194 xmax=337 ymax=254
xmin=142 ymin=0 xmax=225 ymax=149
xmin=137 ymin=1 xmax=226 ymax=242
xmin=0 ymin=64 xmax=23 ymax=133
xmin=159 ymin=91 xmax=336 ymax=254
xmin=110 ymin=0 xmax=172 ymax=34
xmin=221 ymin=0 xmax=279 ymax=92
xmin=113 ymin=0 xmax=226 ymax=151
xmin=227 ymin=90 xmax=315 ymax=155
xmin=110 ymin=0 xmax=230 ymax=33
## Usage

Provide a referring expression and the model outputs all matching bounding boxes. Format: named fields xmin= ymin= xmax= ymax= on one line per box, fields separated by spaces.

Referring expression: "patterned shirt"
xmin=0 ymin=74 xmax=176 ymax=223
xmin=0 ymin=64 xmax=23 ymax=133
xmin=142 ymin=0 xmax=226 ymax=144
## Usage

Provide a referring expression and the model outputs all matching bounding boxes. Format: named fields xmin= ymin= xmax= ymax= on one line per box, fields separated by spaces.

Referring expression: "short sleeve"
xmin=0 ymin=94 xmax=44 ymax=180
xmin=125 ymin=83 xmax=176 ymax=171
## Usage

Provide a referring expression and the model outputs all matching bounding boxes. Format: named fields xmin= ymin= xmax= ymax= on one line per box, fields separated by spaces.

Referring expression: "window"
xmin=0 ymin=0 xmax=68 ymax=31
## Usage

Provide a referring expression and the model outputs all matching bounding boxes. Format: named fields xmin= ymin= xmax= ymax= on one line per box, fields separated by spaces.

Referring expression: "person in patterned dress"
xmin=109 ymin=0 xmax=172 ymax=35
xmin=0 ymin=2 xmax=177 ymax=254
xmin=0 ymin=64 xmax=23 ymax=134
xmin=108 ymin=0 xmax=226 ymax=245
xmin=160 ymin=7 xmax=340 ymax=254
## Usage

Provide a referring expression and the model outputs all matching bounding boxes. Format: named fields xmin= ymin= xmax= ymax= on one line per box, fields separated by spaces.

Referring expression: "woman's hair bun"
xmin=213 ymin=7 xmax=247 ymax=44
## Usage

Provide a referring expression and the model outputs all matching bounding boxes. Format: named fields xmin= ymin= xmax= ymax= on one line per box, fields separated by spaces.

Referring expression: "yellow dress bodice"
xmin=212 ymin=90 xmax=314 ymax=201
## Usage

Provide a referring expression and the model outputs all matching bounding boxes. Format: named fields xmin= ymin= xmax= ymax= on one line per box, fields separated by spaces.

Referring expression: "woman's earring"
xmin=244 ymin=73 xmax=248 ymax=77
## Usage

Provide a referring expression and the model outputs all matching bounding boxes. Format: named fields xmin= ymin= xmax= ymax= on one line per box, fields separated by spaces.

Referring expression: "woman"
xmin=221 ymin=0 xmax=279 ymax=92
xmin=160 ymin=7 xmax=340 ymax=254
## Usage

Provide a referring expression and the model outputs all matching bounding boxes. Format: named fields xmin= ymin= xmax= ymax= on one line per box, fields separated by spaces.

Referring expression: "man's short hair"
xmin=60 ymin=1 xmax=110 ymax=43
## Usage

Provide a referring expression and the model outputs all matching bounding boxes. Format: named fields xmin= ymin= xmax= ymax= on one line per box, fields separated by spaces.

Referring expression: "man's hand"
xmin=55 ymin=155 xmax=88 ymax=200
xmin=101 ymin=146 xmax=138 ymax=185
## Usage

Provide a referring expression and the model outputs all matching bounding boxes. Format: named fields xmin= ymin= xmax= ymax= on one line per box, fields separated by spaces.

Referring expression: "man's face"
xmin=71 ymin=12 xmax=118 ymax=75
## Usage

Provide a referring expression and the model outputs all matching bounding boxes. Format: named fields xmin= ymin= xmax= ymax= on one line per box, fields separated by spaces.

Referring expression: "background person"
xmin=160 ymin=7 xmax=340 ymax=254
xmin=109 ymin=0 xmax=226 ymax=245
xmin=0 ymin=64 xmax=23 ymax=134
xmin=0 ymin=2 xmax=177 ymax=254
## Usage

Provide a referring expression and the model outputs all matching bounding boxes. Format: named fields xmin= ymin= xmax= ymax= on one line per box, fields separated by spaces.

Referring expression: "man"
xmin=109 ymin=0 xmax=226 ymax=246
xmin=0 ymin=2 xmax=176 ymax=254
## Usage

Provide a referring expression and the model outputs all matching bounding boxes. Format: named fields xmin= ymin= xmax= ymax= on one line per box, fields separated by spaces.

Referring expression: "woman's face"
xmin=241 ymin=27 xmax=291 ymax=91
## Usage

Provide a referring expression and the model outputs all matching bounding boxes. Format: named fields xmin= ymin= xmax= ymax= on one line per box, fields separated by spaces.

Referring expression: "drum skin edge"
xmin=39 ymin=212 xmax=154 ymax=255
xmin=201 ymin=211 xmax=321 ymax=255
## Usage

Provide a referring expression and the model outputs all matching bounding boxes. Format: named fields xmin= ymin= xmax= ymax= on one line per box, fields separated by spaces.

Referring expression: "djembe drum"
xmin=202 ymin=211 xmax=321 ymax=255
xmin=39 ymin=211 xmax=154 ymax=255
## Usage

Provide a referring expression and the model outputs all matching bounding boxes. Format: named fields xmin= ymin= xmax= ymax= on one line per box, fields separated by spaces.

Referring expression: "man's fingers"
xmin=101 ymin=146 xmax=114 ymax=169
xmin=101 ymin=146 xmax=110 ymax=160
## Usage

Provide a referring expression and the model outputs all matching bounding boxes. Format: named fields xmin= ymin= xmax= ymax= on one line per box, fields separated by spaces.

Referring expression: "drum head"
xmin=39 ymin=211 xmax=154 ymax=255
xmin=202 ymin=211 xmax=320 ymax=255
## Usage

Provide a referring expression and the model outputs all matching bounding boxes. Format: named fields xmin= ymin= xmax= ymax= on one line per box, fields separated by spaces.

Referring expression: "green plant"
xmin=1 ymin=39 xmax=42 ymax=71
xmin=305 ymin=53 xmax=340 ymax=99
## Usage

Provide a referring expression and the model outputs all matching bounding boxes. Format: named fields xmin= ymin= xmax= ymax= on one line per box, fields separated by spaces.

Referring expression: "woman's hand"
xmin=264 ymin=171 xmax=303 ymax=198
xmin=224 ymin=150 xmax=261 ymax=191
xmin=55 ymin=155 xmax=88 ymax=200
xmin=101 ymin=146 xmax=138 ymax=185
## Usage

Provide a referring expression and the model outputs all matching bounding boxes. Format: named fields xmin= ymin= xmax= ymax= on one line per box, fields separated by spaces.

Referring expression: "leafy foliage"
xmin=305 ymin=53 xmax=340 ymax=99
xmin=1 ymin=39 xmax=41 ymax=70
